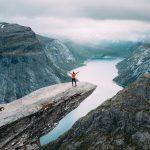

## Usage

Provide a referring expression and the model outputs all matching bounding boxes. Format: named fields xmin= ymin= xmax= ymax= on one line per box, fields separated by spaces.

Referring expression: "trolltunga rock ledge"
xmin=0 ymin=82 xmax=96 ymax=150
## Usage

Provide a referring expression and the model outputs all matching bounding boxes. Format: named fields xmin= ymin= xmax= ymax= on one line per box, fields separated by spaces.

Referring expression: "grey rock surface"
xmin=38 ymin=35 xmax=77 ymax=71
xmin=44 ymin=74 xmax=150 ymax=150
xmin=114 ymin=43 xmax=150 ymax=86
xmin=0 ymin=82 xmax=96 ymax=150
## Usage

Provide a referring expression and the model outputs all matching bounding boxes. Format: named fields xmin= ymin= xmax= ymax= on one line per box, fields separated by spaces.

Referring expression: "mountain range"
xmin=0 ymin=22 xmax=140 ymax=103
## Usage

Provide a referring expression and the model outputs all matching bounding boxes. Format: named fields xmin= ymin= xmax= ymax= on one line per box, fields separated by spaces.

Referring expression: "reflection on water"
xmin=40 ymin=58 xmax=123 ymax=145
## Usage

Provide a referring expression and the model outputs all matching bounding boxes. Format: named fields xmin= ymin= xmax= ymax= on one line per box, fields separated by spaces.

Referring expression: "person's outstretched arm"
xmin=76 ymin=71 xmax=79 ymax=74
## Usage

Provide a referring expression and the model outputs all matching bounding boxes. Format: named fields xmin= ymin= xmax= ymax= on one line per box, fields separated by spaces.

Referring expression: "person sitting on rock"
xmin=70 ymin=71 xmax=79 ymax=86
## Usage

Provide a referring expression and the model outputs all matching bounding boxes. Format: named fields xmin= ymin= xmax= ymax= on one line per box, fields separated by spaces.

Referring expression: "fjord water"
xmin=40 ymin=58 xmax=123 ymax=145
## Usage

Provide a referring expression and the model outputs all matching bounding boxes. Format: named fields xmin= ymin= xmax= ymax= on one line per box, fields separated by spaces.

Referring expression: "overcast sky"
xmin=1 ymin=0 xmax=150 ymax=43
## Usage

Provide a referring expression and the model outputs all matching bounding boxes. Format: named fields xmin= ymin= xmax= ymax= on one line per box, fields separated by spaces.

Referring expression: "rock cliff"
xmin=0 ymin=82 xmax=96 ymax=150
xmin=37 ymin=35 xmax=78 ymax=71
xmin=0 ymin=23 xmax=76 ymax=103
xmin=114 ymin=43 xmax=150 ymax=86
xmin=44 ymin=74 xmax=150 ymax=150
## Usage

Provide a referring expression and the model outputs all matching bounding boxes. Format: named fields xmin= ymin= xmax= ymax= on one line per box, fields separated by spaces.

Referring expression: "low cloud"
xmin=0 ymin=0 xmax=150 ymax=21
xmin=0 ymin=0 xmax=150 ymax=43
xmin=2 ymin=16 xmax=150 ymax=43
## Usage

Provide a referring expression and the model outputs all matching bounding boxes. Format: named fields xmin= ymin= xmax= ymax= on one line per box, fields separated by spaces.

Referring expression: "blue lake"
xmin=40 ymin=58 xmax=123 ymax=145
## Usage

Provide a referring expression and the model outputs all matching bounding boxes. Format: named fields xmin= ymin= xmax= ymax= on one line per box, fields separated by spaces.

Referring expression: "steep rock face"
xmin=38 ymin=35 xmax=77 ymax=71
xmin=0 ymin=82 xmax=96 ymax=150
xmin=0 ymin=23 xmax=72 ymax=103
xmin=114 ymin=43 xmax=150 ymax=86
xmin=44 ymin=74 xmax=150 ymax=150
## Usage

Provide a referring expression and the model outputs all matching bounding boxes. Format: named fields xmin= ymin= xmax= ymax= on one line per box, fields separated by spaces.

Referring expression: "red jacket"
xmin=70 ymin=72 xmax=79 ymax=79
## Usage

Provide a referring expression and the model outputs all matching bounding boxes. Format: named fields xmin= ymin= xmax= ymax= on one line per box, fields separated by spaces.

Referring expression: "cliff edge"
xmin=0 ymin=82 xmax=96 ymax=150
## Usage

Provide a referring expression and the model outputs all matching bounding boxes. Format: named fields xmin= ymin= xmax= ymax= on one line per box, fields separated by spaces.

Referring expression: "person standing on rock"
xmin=70 ymin=71 xmax=79 ymax=86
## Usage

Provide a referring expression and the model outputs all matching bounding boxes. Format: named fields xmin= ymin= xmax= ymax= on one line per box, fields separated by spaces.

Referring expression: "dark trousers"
xmin=72 ymin=78 xmax=76 ymax=86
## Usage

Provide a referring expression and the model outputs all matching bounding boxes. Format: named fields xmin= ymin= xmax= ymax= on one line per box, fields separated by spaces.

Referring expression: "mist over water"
xmin=40 ymin=58 xmax=123 ymax=145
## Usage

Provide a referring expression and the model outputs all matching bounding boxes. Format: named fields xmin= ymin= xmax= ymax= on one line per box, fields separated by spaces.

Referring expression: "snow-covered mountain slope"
xmin=114 ymin=43 xmax=150 ymax=86
xmin=37 ymin=35 xmax=78 ymax=71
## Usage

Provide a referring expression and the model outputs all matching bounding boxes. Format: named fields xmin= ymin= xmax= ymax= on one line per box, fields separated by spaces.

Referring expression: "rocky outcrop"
xmin=0 ymin=23 xmax=76 ymax=104
xmin=44 ymin=74 xmax=150 ymax=150
xmin=0 ymin=82 xmax=96 ymax=150
xmin=114 ymin=43 xmax=150 ymax=86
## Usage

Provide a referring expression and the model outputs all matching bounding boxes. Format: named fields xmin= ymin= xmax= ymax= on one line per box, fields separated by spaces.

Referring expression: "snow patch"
xmin=137 ymin=59 xmax=143 ymax=65
xmin=0 ymin=24 xmax=5 ymax=29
